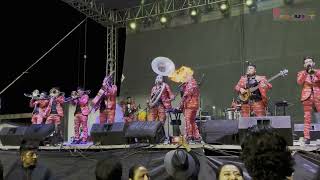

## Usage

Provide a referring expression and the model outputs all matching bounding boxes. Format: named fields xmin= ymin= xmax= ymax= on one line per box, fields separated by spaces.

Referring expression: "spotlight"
xmin=245 ymin=0 xmax=254 ymax=6
xmin=219 ymin=1 xmax=230 ymax=17
xmin=129 ymin=21 xmax=137 ymax=30
xmin=189 ymin=8 xmax=201 ymax=22
xmin=245 ymin=0 xmax=257 ymax=12
xmin=220 ymin=3 xmax=228 ymax=11
xmin=190 ymin=8 xmax=198 ymax=16
xmin=160 ymin=15 xmax=168 ymax=24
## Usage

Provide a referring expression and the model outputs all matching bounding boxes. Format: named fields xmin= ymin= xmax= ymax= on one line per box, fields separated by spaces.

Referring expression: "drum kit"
xmin=224 ymin=105 xmax=241 ymax=120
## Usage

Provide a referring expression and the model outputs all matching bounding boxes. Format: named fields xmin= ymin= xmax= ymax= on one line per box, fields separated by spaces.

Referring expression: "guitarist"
xmin=235 ymin=64 xmax=272 ymax=117
xmin=121 ymin=96 xmax=138 ymax=123
xmin=297 ymin=56 xmax=320 ymax=144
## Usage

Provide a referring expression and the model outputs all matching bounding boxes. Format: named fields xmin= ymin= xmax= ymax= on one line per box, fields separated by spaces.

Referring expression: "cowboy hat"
xmin=164 ymin=149 xmax=196 ymax=179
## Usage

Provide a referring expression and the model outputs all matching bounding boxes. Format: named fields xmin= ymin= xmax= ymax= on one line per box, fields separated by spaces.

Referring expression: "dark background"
xmin=0 ymin=0 xmax=108 ymax=114
xmin=121 ymin=0 xmax=320 ymax=123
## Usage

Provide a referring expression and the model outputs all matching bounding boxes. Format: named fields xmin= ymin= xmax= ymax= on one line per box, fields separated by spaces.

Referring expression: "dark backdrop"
xmin=121 ymin=0 xmax=320 ymax=123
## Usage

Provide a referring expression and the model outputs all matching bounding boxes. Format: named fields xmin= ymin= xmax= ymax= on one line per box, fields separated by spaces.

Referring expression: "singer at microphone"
xmin=306 ymin=64 xmax=314 ymax=74
xmin=297 ymin=56 xmax=320 ymax=145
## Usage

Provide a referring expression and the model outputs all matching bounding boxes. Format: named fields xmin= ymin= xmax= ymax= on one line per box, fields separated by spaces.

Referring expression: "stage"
xmin=0 ymin=141 xmax=319 ymax=152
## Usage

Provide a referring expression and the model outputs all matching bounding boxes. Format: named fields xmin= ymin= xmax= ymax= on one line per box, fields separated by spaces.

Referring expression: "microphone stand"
xmin=197 ymin=74 xmax=205 ymax=136
xmin=0 ymin=17 xmax=88 ymax=111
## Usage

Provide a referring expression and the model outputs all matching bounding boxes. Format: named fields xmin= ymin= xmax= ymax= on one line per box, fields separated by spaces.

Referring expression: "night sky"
xmin=1 ymin=0 xmax=109 ymax=114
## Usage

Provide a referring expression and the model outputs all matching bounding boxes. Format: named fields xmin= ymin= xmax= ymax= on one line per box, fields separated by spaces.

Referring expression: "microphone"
xmin=307 ymin=64 xmax=311 ymax=69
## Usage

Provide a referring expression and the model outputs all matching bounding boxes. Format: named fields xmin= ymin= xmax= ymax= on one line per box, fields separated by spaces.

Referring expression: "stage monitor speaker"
xmin=125 ymin=121 xmax=165 ymax=144
xmin=0 ymin=126 xmax=28 ymax=146
xmin=294 ymin=123 xmax=320 ymax=141
xmin=199 ymin=120 xmax=239 ymax=145
xmin=0 ymin=124 xmax=55 ymax=146
xmin=90 ymin=122 xmax=127 ymax=145
xmin=238 ymin=116 xmax=293 ymax=146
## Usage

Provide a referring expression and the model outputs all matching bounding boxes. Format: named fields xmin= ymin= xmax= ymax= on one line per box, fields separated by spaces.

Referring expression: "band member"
xmin=44 ymin=87 xmax=65 ymax=140
xmin=148 ymin=75 xmax=174 ymax=123
xmin=297 ymin=56 xmax=320 ymax=144
xmin=235 ymin=64 xmax=272 ymax=117
xmin=29 ymin=91 xmax=49 ymax=124
xmin=179 ymin=72 xmax=201 ymax=141
xmin=98 ymin=75 xmax=117 ymax=124
xmin=121 ymin=96 xmax=137 ymax=123
xmin=71 ymin=88 xmax=90 ymax=144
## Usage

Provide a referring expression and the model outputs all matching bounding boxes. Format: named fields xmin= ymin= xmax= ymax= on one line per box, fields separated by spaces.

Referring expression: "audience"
xmin=240 ymin=125 xmax=295 ymax=180
xmin=164 ymin=136 xmax=200 ymax=180
xmin=4 ymin=139 xmax=55 ymax=180
xmin=216 ymin=163 xmax=243 ymax=180
xmin=129 ymin=164 xmax=149 ymax=180
xmin=95 ymin=158 xmax=122 ymax=180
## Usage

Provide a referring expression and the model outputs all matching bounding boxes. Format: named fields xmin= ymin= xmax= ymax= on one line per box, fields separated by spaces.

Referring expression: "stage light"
xmin=245 ymin=0 xmax=257 ymax=12
xmin=219 ymin=1 xmax=230 ymax=17
xmin=160 ymin=15 xmax=168 ymax=24
xmin=190 ymin=8 xmax=198 ymax=16
xmin=245 ymin=0 xmax=254 ymax=6
xmin=220 ymin=3 xmax=228 ymax=11
xmin=129 ymin=21 xmax=137 ymax=30
xmin=189 ymin=8 xmax=201 ymax=22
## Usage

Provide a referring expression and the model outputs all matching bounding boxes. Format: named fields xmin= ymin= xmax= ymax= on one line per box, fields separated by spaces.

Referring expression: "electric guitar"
xmin=238 ymin=69 xmax=288 ymax=102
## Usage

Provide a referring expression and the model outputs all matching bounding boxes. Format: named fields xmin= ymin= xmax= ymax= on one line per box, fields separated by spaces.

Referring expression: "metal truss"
xmin=61 ymin=0 xmax=118 ymax=82
xmin=106 ymin=25 xmax=117 ymax=84
xmin=113 ymin=0 xmax=243 ymax=24
xmin=61 ymin=0 xmax=114 ymax=27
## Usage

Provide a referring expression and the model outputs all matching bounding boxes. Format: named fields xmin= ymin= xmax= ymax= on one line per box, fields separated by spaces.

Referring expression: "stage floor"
xmin=0 ymin=141 xmax=319 ymax=152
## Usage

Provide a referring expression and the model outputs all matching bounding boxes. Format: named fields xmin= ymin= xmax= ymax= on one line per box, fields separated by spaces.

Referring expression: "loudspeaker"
xmin=239 ymin=116 xmax=293 ymax=146
xmin=294 ymin=123 xmax=320 ymax=141
xmin=90 ymin=122 xmax=127 ymax=145
xmin=125 ymin=121 xmax=165 ymax=144
xmin=0 ymin=126 xmax=28 ymax=146
xmin=199 ymin=120 xmax=239 ymax=145
xmin=0 ymin=124 xmax=55 ymax=146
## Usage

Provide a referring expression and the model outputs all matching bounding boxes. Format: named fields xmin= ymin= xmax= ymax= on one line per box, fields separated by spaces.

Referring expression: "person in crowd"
xmin=164 ymin=136 xmax=200 ymax=180
xmin=95 ymin=158 xmax=122 ymax=180
xmin=5 ymin=139 xmax=56 ymax=180
xmin=240 ymin=125 xmax=294 ymax=180
xmin=216 ymin=163 xmax=244 ymax=180
xmin=128 ymin=164 xmax=150 ymax=180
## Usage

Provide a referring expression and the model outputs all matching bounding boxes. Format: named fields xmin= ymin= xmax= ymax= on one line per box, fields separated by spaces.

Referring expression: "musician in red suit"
xmin=99 ymin=77 xmax=117 ymax=124
xmin=235 ymin=64 xmax=272 ymax=117
xmin=71 ymin=88 xmax=90 ymax=144
xmin=121 ymin=96 xmax=137 ymax=123
xmin=30 ymin=92 xmax=49 ymax=124
xmin=45 ymin=87 xmax=65 ymax=141
xmin=179 ymin=73 xmax=201 ymax=142
xmin=297 ymin=56 xmax=320 ymax=144
xmin=148 ymin=75 xmax=174 ymax=123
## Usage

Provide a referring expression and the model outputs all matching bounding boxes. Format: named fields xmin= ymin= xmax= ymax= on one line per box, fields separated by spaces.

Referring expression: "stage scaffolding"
xmin=61 ymin=0 xmax=117 ymax=81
